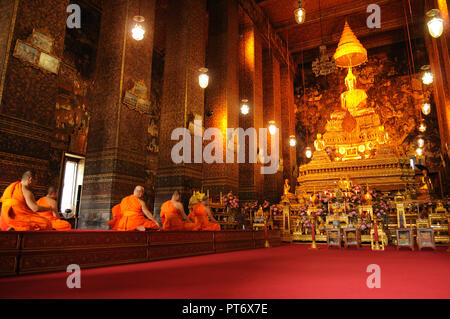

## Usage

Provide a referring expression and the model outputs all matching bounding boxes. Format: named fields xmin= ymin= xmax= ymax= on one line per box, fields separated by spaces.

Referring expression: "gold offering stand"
xmin=252 ymin=206 xmax=273 ymax=232
xmin=393 ymin=192 xmax=414 ymax=250
xmin=429 ymin=201 xmax=449 ymax=244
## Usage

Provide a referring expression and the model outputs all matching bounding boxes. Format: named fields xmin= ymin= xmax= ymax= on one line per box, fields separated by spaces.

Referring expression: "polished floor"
xmin=0 ymin=244 xmax=449 ymax=299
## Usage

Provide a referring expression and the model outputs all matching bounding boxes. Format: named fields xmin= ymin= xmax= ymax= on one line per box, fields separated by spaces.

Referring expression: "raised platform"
xmin=0 ymin=230 xmax=281 ymax=277
xmin=297 ymin=148 xmax=415 ymax=193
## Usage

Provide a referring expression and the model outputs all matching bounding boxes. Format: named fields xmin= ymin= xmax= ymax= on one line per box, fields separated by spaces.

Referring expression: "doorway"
xmin=60 ymin=154 xmax=85 ymax=220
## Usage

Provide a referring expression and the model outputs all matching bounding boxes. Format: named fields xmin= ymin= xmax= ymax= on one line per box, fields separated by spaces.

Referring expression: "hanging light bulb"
xmin=240 ymin=99 xmax=249 ymax=115
xmin=421 ymin=65 xmax=433 ymax=85
xmin=268 ymin=121 xmax=277 ymax=135
xmin=415 ymin=147 xmax=423 ymax=156
xmin=294 ymin=0 xmax=306 ymax=24
xmin=289 ymin=135 xmax=297 ymax=147
xmin=417 ymin=137 xmax=425 ymax=148
xmin=422 ymin=102 xmax=431 ymax=115
xmin=418 ymin=120 xmax=427 ymax=133
xmin=426 ymin=9 xmax=444 ymax=38
xmin=131 ymin=16 xmax=145 ymax=41
xmin=198 ymin=68 xmax=209 ymax=89
xmin=305 ymin=146 xmax=312 ymax=159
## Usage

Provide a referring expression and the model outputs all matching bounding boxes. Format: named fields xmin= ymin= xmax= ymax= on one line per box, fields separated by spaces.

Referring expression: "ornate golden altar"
xmin=296 ymin=22 xmax=416 ymax=194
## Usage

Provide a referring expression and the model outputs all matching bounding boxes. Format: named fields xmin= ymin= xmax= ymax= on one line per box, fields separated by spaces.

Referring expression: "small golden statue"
xmin=314 ymin=133 xmax=325 ymax=151
xmin=338 ymin=177 xmax=353 ymax=192
xmin=417 ymin=168 xmax=433 ymax=199
xmin=283 ymin=179 xmax=291 ymax=195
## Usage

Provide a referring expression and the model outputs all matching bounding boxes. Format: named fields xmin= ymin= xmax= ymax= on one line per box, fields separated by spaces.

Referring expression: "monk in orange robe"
xmin=0 ymin=171 xmax=52 ymax=231
xmin=110 ymin=186 xmax=160 ymax=231
xmin=160 ymin=191 xmax=198 ymax=231
xmin=191 ymin=196 xmax=220 ymax=231
xmin=36 ymin=186 xmax=72 ymax=231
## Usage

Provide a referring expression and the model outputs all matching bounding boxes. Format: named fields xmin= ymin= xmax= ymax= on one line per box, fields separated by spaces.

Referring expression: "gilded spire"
xmin=333 ymin=21 xmax=367 ymax=68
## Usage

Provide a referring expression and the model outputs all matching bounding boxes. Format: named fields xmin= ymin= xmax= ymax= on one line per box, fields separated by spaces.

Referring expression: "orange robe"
xmin=36 ymin=197 xmax=72 ymax=231
xmin=191 ymin=204 xmax=220 ymax=231
xmin=0 ymin=181 xmax=52 ymax=231
xmin=112 ymin=195 xmax=158 ymax=231
xmin=160 ymin=200 xmax=198 ymax=231
xmin=108 ymin=204 xmax=122 ymax=230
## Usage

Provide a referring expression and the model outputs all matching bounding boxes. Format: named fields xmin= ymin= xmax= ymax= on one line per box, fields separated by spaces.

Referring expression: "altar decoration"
xmin=296 ymin=22 xmax=422 ymax=193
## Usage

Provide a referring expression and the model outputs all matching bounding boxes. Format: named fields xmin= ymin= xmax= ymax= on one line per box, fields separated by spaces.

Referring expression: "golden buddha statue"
xmin=314 ymin=133 xmax=325 ymax=151
xmin=417 ymin=168 xmax=433 ymax=199
xmin=284 ymin=179 xmax=291 ymax=195
xmin=340 ymin=68 xmax=368 ymax=114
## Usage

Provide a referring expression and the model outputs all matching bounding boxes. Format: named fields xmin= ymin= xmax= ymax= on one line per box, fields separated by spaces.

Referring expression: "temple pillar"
xmin=0 ymin=0 xmax=69 ymax=194
xmin=424 ymin=0 xmax=450 ymax=194
xmin=202 ymin=0 xmax=239 ymax=197
xmin=153 ymin=0 xmax=207 ymax=215
xmin=238 ymin=24 xmax=264 ymax=201
xmin=280 ymin=65 xmax=297 ymax=190
xmin=80 ymin=0 xmax=156 ymax=229
xmin=262 ymin=49 xmax=283 ymax=203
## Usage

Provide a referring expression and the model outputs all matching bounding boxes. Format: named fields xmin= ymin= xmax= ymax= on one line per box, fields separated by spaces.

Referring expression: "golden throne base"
xmin=296 ymin=148 xmax=416 ymax=193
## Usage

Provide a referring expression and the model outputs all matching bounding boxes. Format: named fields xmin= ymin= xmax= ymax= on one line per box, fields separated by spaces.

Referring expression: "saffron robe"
xmin=111 ymin=195 xmax=158 ymax=231
xmin=191 ymin=204 xmax=220 ymax=231
xmin=160 ymin=200 xmax=198 ymax=231
xmin=0 ymin=181 xmax=52 ymax=231
xmin=108 ymin=204 xmax=122 ymax=230
xmin=36 ymin=197 xmax=72 ymax=231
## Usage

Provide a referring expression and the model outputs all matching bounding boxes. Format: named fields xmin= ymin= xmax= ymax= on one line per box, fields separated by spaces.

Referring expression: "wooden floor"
xmin=0 ymin=230 xmax=281 ymax=277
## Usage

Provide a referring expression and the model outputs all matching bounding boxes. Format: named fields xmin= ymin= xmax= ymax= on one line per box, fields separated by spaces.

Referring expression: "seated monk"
xmin=36 ymin=186 xmax=72 ymax=231
xmin=190 ymin=196 xmax=220 ymax=231
xmin=111 ymin=186 xmax=160 ymax=231
xmin=0 ymin=171 xmax=52 ymax=231
xmin=160 ymin=191 xmax=198 ymax=231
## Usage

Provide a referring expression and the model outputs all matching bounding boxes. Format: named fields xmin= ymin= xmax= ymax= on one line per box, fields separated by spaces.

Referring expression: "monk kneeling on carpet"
xmin=36 ymin=186 xmax=71 ymax=231
xmin=160 ymin=191 xmax=198 ymax=231
xmin=109 ymin=185 xmax=160 ymax=231
xmin=0 ymin=171 xmax=52 ymax=231
xmin=189 ymin=196 xmax=220 ymax=231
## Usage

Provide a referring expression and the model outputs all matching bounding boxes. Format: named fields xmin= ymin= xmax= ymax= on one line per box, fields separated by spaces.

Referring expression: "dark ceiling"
xmin=257 ymin=0 xmax=426 ymax=63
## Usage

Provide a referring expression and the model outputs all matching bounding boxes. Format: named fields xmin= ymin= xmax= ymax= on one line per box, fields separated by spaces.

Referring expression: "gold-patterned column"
xmin=202 ymin=0 xmax=240 ymax=197
xmin=424 ymin=0 xmax=450 ymax=193
xmin=280 ymin=65 xmax=297 ymax=189
xmin=153 ymin=0 xmax=207 ymax=215
xmin=262 ymin=49 xmax=283 ymax=203
xmin=80 ymin=0 xmax=156 ymax=229
xmin=238 ymin=24 xmax=264 ymax=201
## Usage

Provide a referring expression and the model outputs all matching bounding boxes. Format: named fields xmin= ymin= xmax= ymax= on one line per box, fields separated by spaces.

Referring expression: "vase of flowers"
xmin=222 ymin=191 xmax=240 ymax=223
xmin=348 ymin=210 xmax=358 ymax=227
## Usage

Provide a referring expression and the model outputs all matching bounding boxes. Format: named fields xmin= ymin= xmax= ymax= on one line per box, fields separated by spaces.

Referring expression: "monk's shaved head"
xmin=47 ymin=186 xmax=57 ymax=195
xmin=172 ymin=190 xmax=180 ymax=201
xmin=134 ymin=185 xmax=144 ymax=199
xmin=21 ymin=170 xmax=34 ymax=181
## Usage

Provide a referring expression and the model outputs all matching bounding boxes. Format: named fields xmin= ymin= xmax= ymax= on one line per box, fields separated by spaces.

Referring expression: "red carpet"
xmin=0 ymin=244 xmax=449 ymax=299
